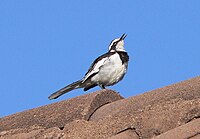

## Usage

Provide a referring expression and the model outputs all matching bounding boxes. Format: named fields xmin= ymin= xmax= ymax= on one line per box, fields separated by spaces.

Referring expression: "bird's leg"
xmin=99 ymin=84 xmax=105 ymax=89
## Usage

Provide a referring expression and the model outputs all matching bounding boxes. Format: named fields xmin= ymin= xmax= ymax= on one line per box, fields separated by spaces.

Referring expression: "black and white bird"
xmin=48 ymin=34 xmax=129 ymax=100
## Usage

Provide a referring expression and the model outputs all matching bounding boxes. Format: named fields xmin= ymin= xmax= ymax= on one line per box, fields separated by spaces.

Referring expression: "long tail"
xmin=48 ymin=80 xmax=83 ymax=100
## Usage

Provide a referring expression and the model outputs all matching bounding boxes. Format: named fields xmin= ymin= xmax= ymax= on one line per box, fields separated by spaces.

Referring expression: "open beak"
xmin=120 ymin=33 xmax=127 ymax=40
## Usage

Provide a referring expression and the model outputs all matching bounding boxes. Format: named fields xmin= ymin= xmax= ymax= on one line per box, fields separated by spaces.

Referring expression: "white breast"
xmin=91 ymin=53 xmax=127 ymax=86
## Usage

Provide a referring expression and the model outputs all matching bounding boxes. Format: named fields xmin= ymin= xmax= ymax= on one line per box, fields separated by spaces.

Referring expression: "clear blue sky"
xmin=1 ymin=1 xmax=200 ymax=117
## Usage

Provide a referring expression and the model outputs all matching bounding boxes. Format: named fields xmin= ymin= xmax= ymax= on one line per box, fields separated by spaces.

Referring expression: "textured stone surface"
xmin=89 ymin=76 xmax=200 ymax=138
xmin=90 ymin=76 xmax=200 ymax=121
xmin=153 ymin=118 xmax=200 ymax=139
xmin=0 ymin=89 xmax=123 ymax=132
xmin=0 ymin=76 xmax=200 ymax=139
xmin=108 ymin=129 xmax=139 ymax=139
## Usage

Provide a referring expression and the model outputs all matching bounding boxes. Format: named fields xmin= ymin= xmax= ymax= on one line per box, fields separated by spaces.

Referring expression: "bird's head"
xmin=109 ymin=33 xmax=127 ymax=52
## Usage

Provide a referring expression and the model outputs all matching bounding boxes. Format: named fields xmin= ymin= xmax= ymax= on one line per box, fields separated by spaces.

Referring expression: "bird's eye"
xmin=113 ymin=42 xmax=117 ymax=45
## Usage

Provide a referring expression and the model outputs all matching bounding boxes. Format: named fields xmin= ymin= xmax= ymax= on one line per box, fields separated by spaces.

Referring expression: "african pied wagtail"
xmin=48 ymin=34 xmax=129 ymax=100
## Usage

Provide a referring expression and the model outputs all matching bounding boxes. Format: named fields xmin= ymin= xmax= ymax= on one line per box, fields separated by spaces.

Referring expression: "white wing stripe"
xmin=83 ymin=57 xmax=108 ymax=82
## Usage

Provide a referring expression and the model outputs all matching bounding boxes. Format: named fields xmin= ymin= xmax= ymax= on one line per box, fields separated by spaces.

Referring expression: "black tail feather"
xmin=48 ymin=80 xmax=82 ymax=100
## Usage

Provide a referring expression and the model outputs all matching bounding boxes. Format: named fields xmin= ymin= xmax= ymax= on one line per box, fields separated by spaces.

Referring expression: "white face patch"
xmin=109 ymin=38 xmax=120 ymax=51
xmin=115 ymin=40 xmax=125 ymax=51
xmin=108 ymin=38 xmax=125 ymax=52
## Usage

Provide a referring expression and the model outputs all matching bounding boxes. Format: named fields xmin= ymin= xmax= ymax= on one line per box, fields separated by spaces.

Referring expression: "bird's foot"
xmin=99 ymin=84 xmax=106 ymax=89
